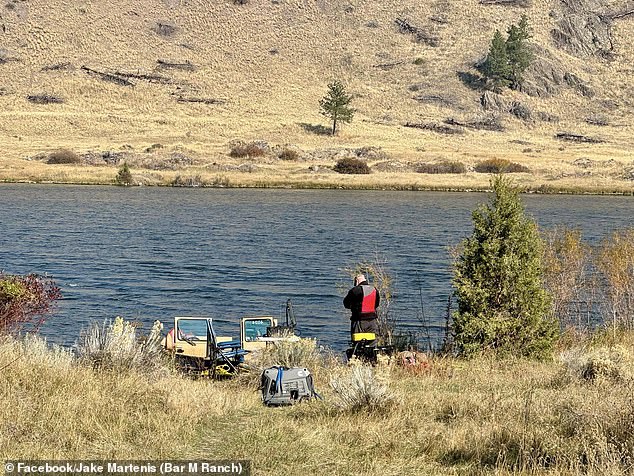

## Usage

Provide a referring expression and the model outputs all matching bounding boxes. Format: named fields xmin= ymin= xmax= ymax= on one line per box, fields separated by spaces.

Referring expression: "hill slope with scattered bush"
xmin=0 ymin=0 xmax=632 ymax=190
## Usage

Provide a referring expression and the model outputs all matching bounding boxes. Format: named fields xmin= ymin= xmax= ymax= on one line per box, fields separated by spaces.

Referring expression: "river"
xmin=0 ymin=184 xmax=632 ymax=351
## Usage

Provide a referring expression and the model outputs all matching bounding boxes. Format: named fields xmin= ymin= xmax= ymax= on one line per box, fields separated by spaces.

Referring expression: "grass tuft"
xmin=329 ymin=363 xmax=397 ymax=413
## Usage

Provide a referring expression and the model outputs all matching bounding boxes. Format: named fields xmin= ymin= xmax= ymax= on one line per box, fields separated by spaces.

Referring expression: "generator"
xmin=261 ymin=366 xmax=319 ymax=406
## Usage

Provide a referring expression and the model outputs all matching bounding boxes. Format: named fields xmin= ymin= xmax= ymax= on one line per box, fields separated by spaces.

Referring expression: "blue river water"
xmin=0 ymin=184 xmax=632 ymax=351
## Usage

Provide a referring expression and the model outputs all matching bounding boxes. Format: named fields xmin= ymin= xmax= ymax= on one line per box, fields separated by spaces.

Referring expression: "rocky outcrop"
xmin=520 ymin=46 xmax=594 ymax=98
xmin=480 ymin=92 xmax=532 ymax=121
xmin=551 ymin=0 xmax=614 ymax=59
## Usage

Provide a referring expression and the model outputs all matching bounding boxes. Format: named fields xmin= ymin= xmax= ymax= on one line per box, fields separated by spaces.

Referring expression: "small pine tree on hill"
xmin=452 ymin=175 xmax=557 ymax=359
xmin=319 ymin=80 xmax=355 ymax=136
xmin=481 ymin=16 xmax=533 ymax=92
xmin=506 ymin=15 xmax=533 ymax=90
xmin=482 ymin=30 xmax=511 ymax=92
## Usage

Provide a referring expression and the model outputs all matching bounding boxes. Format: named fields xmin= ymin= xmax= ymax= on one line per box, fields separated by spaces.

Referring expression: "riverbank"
xmin=2 ymin=332 xmax=634 ymax=475
xmin=1 ymin=155 xmax=633 ymax=195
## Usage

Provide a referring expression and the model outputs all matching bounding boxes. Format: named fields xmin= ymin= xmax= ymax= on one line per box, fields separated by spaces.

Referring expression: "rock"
xmin=445 ymin=114 xmax=504 ymax=132
xmin=510 ymin=101 xmax=532 ymax=121
xmin=480 ymin=91 xmax=510 ymax=112
xmin=354 ymin=146 xmax=389 ymax=161
xmin=573 ymin=157 xmax=594 ymax=168
xmin=551 ymin=0 xmax=614 ymax=58
xmin=564 ymin=72 xmax=595 ymax=97
xmin=237 ymin=163 xmax=258 ymax=173
xmin=586 ymin=114 xmax=609 ymax=126
xmin=404 ymin=122 xmax=465 ymax=135
xmin=101 ymin=151 xmax=126 ymax=166
xmin=167 ymin=152 xmax=194 ymax=167
xmin=520 ymin=46 xmax=566 ymax=98
xmin=537 ymin=111 xmax=559 ymax=123
xmin=556 ymin=132 xmax=604 ymax=143
xmin=372 ymin=161 xmax=413 ymax=172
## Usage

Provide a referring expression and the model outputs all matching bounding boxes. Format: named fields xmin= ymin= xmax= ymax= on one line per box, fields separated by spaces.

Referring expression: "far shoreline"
xmin=1 ymin=177 xmax=633 ymax=196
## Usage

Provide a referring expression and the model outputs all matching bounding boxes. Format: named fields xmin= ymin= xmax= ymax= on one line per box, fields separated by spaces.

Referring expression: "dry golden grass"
xmin=0 ymin=0 xmax=632 ymax=192
xmin=3 ymin=333 xmax=634 ymax=475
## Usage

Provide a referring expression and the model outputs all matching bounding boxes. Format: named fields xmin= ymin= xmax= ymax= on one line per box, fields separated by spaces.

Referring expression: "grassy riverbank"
xmin=1 ymin=155 xmax=633 ymax=195
xmin=2 ymin=333 xmax=634 ymax=475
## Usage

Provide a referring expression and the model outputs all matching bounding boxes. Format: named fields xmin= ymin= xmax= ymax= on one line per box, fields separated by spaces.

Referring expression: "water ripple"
xmin=1 ymin=185 xmax=632 ymax=351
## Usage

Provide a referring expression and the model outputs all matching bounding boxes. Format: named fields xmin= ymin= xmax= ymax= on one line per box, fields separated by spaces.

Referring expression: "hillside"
xmin=0 ymin=0 xmax=633 ymax=191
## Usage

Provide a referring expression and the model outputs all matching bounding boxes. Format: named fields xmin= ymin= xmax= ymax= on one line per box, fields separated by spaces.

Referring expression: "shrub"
xmin=171 ymin=175 xmax=203 ymax=187
xmin=333 ymin=157 xmax=370 ymax=174
xmin=560 ymin=346 xmax=632 ymax=382
xmin=78 ymin=317 xmax=168 ymax=375
xmin=542 ymin=228 xmax=594 ymax=328
xmin=596 ymin=229 xmax=634 ymax=330
xmin=229 ymin=142 xmax=266 ymax=158
xmin=0 ymin=273 xmax=61 ymax=335
xmin=329 ymin=364 xmax=396 ymax=413
xmin=412 ymin=57 xmax=425 ymax=65
xmin=259 ymin=338 xmax=322 ymax=369
xmin=47 ymin=149 xmax=81 ymax=164
xmin=417 ymin=161 xmax=466 ymax=174
xmin=474 ymin=158 xmax=529 ymax=173
xmin=453 ymin=175 xmax=557 ymax=359
xmin=238 ymin=338 xmax=337 ymax=390
xmin=115 ymin=161 xmax=133 ymax=185
xmin=278 ymin=148 xmax=299 ymax=161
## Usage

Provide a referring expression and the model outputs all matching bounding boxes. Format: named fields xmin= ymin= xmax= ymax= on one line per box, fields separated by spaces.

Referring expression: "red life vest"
xmin=360 ymin=285 xmax=378 ymax=314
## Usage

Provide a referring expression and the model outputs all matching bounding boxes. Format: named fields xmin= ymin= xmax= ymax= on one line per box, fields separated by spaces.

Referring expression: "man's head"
xmin=354 ymin=273 xmax=367 ymax=286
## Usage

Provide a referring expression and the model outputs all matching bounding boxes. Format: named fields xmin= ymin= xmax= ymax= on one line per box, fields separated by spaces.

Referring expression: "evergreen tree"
xmin=481 ymin=30 xmax=511 ymax=92
xmin=319 ymin=80 xmax=355 ymax=136
xmin=116 ymin=161 xmax=133 ymax=186
xmin=452 ymin=175 xmax=557 ymax=359
xmin=506 ymin=15 xmax=533 ymax=89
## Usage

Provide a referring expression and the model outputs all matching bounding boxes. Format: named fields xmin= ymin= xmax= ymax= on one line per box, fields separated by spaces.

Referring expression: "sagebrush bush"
xmin=3 ymin=334 xmax=75 ymax=369
xmin=259 ymin=338 xmax=322 ymax=369
xmin=78 ymin=317 xmax=169 ymax=375
xmin=417 ymin=161 xmax=466 ymax=174
xmin=475 ymin=158 xmax=529 ymax=173
xmin=278 ymin=148 xmax=299 ymax=161
xmin=560 ymin=345 xmax=632 ymax=382
xmin=229 ymin=142 xmax=266 ymax=158
xmin=239 ymin=338 xmax=338 ymax=390
xmin=333 ymin=157 xmax=370 ymax=174
xmin=47 ymin=149 xmax=81 ymax=164
xmin=329 ymin=363 xmax=396 ymax=412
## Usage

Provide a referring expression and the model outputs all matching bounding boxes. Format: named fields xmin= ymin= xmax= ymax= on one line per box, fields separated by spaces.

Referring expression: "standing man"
xmin=343 ymin=273 xmax=381 ymax=340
